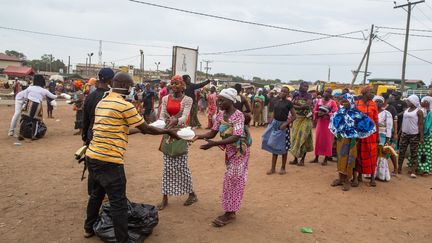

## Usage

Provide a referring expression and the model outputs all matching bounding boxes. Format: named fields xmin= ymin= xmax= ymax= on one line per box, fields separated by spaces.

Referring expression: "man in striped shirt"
xmin=84 ymin=72 xmax=178 ymax=242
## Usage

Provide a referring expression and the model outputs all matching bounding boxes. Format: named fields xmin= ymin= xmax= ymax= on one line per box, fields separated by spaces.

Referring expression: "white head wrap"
xmin=219 ymin=88 xmax=238 ymax=103
xmin=421 ymin=96 xmax=432 ymax=110
xmin=373 ymin=95 xmax=384 ymax=103
xmin=257 ymin=88 xmax=263 ymax=92
xmin=407 ymin=94 xmax=420 ymax=108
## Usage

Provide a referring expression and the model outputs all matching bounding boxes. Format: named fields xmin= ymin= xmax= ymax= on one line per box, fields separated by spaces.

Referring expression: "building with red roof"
xmin=0 ymin=53 xmax=23 ymax=69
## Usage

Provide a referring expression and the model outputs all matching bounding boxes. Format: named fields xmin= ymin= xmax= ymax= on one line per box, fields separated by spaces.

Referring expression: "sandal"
xmin=351 ymin=179 xmax=359 ymax=187
xmin=331 ymin=179 xmax=343 ymax=187
xmin=369 ymin=180 xmax=377 ymax=187
xmin=184 ymin=196 xmax=198 ymax=206
xmin=212 ymin=215 xmax=236 ymax=227
xmin=342 ymin=182 xmax=351 ymax=191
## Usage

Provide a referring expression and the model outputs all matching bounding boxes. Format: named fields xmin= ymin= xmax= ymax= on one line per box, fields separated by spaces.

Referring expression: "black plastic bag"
xmin=93 ymin=201 xmax=159 ymax=243
xmin=19 ymin=116 xmax=47 ymax=139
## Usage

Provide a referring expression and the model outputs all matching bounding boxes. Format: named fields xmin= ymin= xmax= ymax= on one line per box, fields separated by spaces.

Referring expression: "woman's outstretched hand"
xmin=200 ymin=139 xmax=216 ymax=150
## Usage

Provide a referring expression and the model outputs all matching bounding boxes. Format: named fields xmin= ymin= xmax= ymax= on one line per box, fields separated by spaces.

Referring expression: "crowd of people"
xmin=6 ymin=68 xmax=432 ymax=242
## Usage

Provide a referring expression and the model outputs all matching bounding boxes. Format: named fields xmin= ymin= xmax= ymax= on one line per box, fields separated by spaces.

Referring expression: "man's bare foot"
xmin=266 ymin=169 xmax=275 ymax=175
xmin=279 ymin=169 xmax=286 ymax=175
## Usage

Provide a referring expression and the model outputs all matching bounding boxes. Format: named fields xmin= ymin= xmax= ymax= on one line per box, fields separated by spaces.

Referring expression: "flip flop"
xmin=184 ymin=196 xmax=198 ymax=206
xmin=331 ymin=179 xmax=343 ymax=187
xmin=212 ymin=215 xmax=236 ymax=227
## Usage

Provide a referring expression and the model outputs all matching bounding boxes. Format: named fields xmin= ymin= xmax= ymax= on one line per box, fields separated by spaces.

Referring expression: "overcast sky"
xmin=1 ymin=0 xmax=432 ymax=83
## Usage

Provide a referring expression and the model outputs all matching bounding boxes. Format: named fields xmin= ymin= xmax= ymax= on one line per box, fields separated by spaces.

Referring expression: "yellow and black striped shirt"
xmin=86 ymin=92 xmax=145 ymax=164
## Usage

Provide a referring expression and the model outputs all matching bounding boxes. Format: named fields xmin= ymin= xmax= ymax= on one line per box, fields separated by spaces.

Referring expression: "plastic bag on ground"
xmin=19 ymin=116 xmax=47 ymax=139
xmin=93 ymin=201 xmax=159 ymax=243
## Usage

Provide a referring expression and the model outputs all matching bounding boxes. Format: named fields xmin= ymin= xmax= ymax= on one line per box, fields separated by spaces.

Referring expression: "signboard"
xmin=172 ymin=46 xmax=198 ymax=83
xmin=128 ymin=65 xmax=134 ymax=76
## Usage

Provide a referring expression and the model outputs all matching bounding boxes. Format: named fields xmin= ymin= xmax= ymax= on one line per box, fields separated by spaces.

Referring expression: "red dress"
xmin=355 ymin=99 xmax=378 ymax=174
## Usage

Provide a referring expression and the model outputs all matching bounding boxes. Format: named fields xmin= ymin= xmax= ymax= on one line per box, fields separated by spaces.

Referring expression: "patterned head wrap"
xmin=171 ymin=75 xmax=185 ymax=87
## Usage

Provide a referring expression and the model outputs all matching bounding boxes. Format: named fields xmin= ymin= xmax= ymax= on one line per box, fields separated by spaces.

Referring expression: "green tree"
xmin=5 ymin=50 xmax=26 ymax=60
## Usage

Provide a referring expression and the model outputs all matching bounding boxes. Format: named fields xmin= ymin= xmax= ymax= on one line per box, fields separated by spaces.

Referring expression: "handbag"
xmin=159 ymin=134 xmax=188 ymax=157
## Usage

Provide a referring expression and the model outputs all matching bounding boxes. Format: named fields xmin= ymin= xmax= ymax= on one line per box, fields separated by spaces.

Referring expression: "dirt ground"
xmin=0 ymin=103 xmax=431 ymax=243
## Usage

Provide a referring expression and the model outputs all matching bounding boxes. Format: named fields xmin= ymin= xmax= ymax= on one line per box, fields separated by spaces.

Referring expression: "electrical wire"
xmin=375 ymin=36 xmax=432 ymax=64
xmin=126 ymin=0 xmax=366 ymax=40
xmin=209 ymin=48 xmax=432 ymax=57
xmin=200 ymin=30 xmax=367 ymax=55
xmin=417 ymin=7 xmax=432 ymax=24
xmin=376 ymin=26 xmax=432 ymax=32
xmin=0 ymin=26 xmax=171 ymax=49
xmin=386 ymin=32 xmax=432 ymax=37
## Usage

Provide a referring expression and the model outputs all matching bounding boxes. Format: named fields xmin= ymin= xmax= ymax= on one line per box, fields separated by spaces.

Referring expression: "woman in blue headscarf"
xmin=329 ymin=93 xmax=376 ymax=191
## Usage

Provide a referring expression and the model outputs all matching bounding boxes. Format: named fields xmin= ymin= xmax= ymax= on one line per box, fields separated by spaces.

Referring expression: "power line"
xmin=126 ymin=0 xmax=366 ymax=40
xmin=376 ymin=26 xmax=432 ymax=32
xmin=0 ymin=25 xmax=171 ymax=49
xmin=386 ymin=31 xmax=432 ymax=37
xmin=201 ymin=30 xmax=366 ymax=55
xmin=206 ymin=48 xmax=432 ymax=57
xmin=417 ymin=6 xmax=432 ymax=23
xmin=209 ymin=60 xmax=430 ymax=66
xmin=375 ymin=36 xmax=432 ymax=64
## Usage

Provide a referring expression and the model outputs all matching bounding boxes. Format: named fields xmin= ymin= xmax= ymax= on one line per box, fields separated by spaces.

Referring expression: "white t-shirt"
xmin=15 ymin=90 xmax=28 ymax=101
xmin=25 ymin=86 xmax=57 ymax=103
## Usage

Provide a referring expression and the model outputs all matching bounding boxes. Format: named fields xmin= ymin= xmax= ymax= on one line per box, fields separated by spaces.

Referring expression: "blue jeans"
xmin=84 ymin=157 xmax=128 ymax=243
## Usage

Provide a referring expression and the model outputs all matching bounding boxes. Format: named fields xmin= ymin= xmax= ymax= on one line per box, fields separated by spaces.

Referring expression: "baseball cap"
xmin=98 ymin=68 xmax=115 ymax=82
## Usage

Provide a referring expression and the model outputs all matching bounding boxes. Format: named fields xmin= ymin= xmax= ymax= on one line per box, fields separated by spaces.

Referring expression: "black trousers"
xmin=84 ymin=157 xmax=129 ymax=243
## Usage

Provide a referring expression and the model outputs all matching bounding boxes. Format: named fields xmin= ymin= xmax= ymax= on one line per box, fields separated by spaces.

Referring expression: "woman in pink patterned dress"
xmin=194 ymin=88 xmax=252 ymax=227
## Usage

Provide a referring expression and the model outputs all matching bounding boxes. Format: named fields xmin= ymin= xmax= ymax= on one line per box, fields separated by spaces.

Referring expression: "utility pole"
xmin=363 ymin=24 xmax=374 ymax=84
xmin=351 ymin=25 xmax=375 ymax=86
xmin=49 ymin=54 xmax=53 ymax=72
xmin=155 ymin=61 xmax=160 ymax=76
xmin=111 ymin=62 xmax=115 ymax=68
xmin=394 ymin=0 xmax=425 ymax=92
xmin=87 ymin=53 xmax=94 ymax=77
xmin=202 ymin=60 xmax=212 ymax=78
xmin=85 ymin=57 xmax=88 ymax=76
xmin=67 ymin=56 xmax=70 ymax=74
xmin=327 ymin=66 xmax=331 ymax=81
xmin=98 ymin=40 xmax=102 ymax=65
xmin=140 ymin=50 xmax=144 ymax=82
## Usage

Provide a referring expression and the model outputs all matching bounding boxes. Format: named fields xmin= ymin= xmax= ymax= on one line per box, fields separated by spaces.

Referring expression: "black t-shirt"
xmin=82 ymin=88 xmax=109 ymax=144
xmin=390 ymin=99 xmax=407 ymax=114
xmin=385 ymin=104 xmax=397 ymax=119
xmin=389 ymin=99 xmax=407 ymax=133
xmin=273 ymin=99 xmax=293 ymax=121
